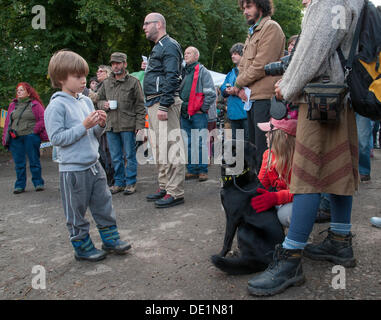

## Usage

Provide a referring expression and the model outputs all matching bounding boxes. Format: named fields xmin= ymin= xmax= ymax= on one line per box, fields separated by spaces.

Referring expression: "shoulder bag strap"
xmin=14 ymin=102 xmax=31 ymax=127
xmin=337 ymin=1 xmax=367 ymax=76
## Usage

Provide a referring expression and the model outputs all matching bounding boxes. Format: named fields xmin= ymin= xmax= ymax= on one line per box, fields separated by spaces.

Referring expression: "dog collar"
xmin=221 ymin=167 xmax=251 ymax=184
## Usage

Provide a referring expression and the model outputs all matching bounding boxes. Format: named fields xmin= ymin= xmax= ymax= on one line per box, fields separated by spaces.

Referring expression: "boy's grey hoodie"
xmin=45 ymin=92 xmax=105 ymax=172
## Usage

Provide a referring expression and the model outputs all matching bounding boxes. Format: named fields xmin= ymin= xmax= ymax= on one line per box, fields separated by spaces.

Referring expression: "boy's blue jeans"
xmin=106 ymin=131 xmax=137 ymax=187
xmin=181 ymin=113 xmax=209 ymax=174
xmin=9 ymin=133 xmax=44 ymax=189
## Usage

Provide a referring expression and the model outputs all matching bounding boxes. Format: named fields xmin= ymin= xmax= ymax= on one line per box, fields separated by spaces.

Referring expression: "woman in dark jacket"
xmin=2 ymin=82 xmax=48 ymax=194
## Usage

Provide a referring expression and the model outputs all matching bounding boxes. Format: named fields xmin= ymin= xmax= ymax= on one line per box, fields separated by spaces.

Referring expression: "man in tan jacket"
xmin=232 ymin=0 xmax=285 ymax=170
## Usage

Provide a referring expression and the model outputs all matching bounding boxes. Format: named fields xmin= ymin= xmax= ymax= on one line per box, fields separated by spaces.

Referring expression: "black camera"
xmin=270 ymin=97 xmax=299 ymax=120
xmin=264 ymin=55 xmax=291 ymax=76
xmin=270 ymin=97 xmax=288 ymax=120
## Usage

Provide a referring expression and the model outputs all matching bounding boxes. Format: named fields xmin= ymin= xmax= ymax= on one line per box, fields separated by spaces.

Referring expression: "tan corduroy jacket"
xmin=235 ymin=16 xmax=285 ymax=101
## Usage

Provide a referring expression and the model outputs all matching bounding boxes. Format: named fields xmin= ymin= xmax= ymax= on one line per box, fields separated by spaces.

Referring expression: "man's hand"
xmin=226 ymin=87 xmax=237 ymax=96
xmin=275 ymin=79 xmax=284 ymax=100
xmin=157 ymin=109 xmax=168 ymax=121
xmin=96 ymin=110 xmax=107 ymax=127
xmin=238 ymin=88 xmax=248 ymax=102
xmin=141 ymin=61 xmax=147 ymax=70
xmin=136 ymin=129 xmax=148 ymax=143
xmin=83 ymin=111 xmax=99 ymax=129
xmin=103 ymin=101 xmax=110 ymax=110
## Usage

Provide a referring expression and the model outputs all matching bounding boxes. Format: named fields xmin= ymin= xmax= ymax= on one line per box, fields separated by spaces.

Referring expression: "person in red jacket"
xmin=2 ymin=82 xmax=48 ymax=194
xmin=250 ymin=118 xmax=297 ymax=227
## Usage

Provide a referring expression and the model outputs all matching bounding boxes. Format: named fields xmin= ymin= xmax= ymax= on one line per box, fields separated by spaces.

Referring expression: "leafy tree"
xmin=0 ymin=0 xmax=303 ymax=108
xmin=273 ymin=0 xmax=303 ymax=41
xmin=201 ymin=0 xmax=247 ymax=73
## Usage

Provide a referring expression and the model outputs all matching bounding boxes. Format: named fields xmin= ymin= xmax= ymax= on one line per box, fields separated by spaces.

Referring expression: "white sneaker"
xmin=370 ymin=217 xmax=381 ymax=228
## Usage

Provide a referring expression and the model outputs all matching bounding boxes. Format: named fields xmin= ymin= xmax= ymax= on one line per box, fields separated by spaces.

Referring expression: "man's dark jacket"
xmin=143 ymin=34 xmax=183 ymax=111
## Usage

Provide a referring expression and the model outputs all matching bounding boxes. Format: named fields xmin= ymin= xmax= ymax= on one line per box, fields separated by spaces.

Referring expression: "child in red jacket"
xmin=251 ymin=118 xmax=297 ymax=227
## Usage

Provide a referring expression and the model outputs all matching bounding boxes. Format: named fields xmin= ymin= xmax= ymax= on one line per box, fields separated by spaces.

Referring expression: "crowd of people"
xmin=2 ymin=0 xmax=381 ymax=297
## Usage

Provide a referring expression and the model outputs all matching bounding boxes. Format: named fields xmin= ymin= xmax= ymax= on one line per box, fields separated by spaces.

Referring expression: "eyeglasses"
xmin=143 ymin=20 xmax=158 ymax=26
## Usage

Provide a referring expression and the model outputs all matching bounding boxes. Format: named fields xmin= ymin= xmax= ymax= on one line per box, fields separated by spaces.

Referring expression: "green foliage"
xmin=273 ymin=0 xmax=303 ymax=40
xmin=0 ymin=128 xmax=8 ymax=153
xmin=0 ymin=0 xmax=303 ymax=107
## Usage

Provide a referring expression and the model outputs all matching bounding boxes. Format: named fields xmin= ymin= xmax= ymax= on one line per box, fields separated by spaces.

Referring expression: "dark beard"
xmin=247 ymin=12 xmax=260 ymax=25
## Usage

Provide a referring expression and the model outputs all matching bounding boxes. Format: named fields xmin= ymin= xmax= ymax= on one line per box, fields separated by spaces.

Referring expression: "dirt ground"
xmin=0 ymin=148 xmax=381 ymax=301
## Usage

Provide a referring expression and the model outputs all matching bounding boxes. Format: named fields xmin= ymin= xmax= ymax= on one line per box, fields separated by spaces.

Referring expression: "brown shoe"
xmin=123 ymin=184 xmax=136 ymax=195
xmin=198 ymin=173 xmax=208 ymax=182
xmin=185 ymin=173 xmax=199 ymax=180
xmin=110 ymin=185 xmax=125 ymax=194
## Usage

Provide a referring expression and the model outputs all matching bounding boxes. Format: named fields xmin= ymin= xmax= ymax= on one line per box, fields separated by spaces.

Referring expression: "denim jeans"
xmin=230 ymin=118 xmax=249 ymax=141
xmin=373 ymin=121 xmax=380 ymax=148
xmin=181 ymin=113 xmax=209 ymax=174
xmin=356 ymin=113 xmax=373 ymax=175
xmin=106 ymin=131 xmax=137 ymax=186
xmin=9 ymin=133 xmax=44 ymax=189
xmin=287 ymin=194 xmax=352 ymax=244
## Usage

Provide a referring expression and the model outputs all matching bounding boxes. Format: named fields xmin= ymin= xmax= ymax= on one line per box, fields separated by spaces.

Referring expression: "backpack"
xmin=337 ymin=0 xmax=381 ymax=120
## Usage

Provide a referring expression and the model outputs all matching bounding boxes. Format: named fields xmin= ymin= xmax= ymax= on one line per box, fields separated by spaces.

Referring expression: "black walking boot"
xmin=247 ymin=244 xmax=305 ymax=296
xmin=303 ymin=229 xmax=356 ymax=268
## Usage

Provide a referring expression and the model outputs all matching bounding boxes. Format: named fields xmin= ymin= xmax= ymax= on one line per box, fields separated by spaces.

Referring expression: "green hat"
xmin=110 ymin=52 xmax=127 ymax=63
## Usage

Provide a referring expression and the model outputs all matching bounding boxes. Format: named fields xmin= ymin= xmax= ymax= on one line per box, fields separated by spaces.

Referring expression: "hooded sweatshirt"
xmin=44 ymin=92 xmax=104 ymax=172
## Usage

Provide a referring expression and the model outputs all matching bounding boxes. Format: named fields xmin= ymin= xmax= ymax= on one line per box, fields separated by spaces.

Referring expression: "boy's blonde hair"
xmin=48 ymin=50 xmax=89 ymax=88
xmin=267 ymin=130 xmax=295 ymax=186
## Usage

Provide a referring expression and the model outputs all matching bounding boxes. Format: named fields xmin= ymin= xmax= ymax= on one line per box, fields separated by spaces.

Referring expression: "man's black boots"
xmin=303 ymin=229 xmax=356 ymax=268
xmin=247 ymin=244 xmax=305 ymax=296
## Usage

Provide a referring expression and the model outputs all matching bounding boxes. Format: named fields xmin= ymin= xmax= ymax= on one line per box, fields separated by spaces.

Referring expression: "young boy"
xmin=45 ymin=50 xmax=131 ymax=262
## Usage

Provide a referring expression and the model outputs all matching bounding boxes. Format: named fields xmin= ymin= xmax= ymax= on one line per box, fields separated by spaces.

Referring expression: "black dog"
xmin=211 ymin=140 xmax=285 ymax=275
